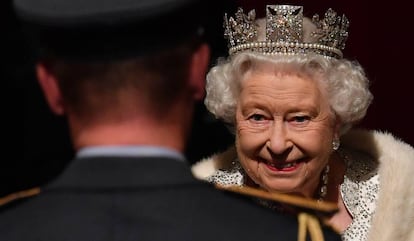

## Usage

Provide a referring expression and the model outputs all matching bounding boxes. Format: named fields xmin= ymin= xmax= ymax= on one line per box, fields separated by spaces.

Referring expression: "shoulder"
xmin=340 ymin=128 xmax=414 ymax=200
xmin=341 ymin=129 xmax=414 ymax=241
xmin=207 ymin=186 xmax=341 ymax=241
xmin=341 ymin=128 xmax=414 ymax=166
xmin=341 ymin=128 xmax=414 ymax=184
xmin=0 ymin=187 xmax=41 ymax=235
xmin=0 ymin=187 xmax=41 ymax=210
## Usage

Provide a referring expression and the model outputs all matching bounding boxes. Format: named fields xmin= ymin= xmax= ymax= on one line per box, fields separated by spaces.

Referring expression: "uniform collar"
xmin=45 ymin=156 xmax=198 ymax=191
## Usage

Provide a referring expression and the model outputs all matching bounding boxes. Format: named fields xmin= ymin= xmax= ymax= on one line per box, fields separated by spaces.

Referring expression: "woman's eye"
xmin=249 ymin=114 xmax=265 ymax=121
xmin=292 ymin=116 xmax=310 ymax=123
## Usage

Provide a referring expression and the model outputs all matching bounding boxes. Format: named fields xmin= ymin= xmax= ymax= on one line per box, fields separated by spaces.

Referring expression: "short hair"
xmin=205 ymin=52 xmax=373 ymax=135
xmin=43 ymin=38 xmax=198 ymax=119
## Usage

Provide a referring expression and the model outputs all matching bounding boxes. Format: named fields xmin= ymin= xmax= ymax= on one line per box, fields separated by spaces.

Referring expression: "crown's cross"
xmin=266 ymin=5 xmax=303 ymax=43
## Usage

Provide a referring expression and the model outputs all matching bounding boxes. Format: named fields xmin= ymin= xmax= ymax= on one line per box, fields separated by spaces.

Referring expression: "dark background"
xmin=3 ymin=0 xmax=413 ymax=197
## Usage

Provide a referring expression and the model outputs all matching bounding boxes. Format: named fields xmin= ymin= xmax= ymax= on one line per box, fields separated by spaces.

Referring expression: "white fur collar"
xmin=342 ymin=130 xmax=414 ymax=241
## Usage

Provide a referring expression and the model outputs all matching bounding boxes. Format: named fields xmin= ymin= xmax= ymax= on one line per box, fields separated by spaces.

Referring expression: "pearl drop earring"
xmin=332 ymin=139 xmax=340 ymax=151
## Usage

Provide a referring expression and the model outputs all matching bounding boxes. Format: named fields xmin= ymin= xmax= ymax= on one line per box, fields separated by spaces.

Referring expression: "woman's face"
xmin=235 ymin=66 xmax=337 ymax=198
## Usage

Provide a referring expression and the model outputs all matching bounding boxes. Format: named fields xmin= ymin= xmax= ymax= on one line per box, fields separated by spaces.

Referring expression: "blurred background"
xmin=3 ymin=0 xmax=413 ymax=197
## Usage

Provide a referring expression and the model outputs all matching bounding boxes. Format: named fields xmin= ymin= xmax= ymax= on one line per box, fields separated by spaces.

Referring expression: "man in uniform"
xmin=0 ymin=0 xmax=341 ymax=240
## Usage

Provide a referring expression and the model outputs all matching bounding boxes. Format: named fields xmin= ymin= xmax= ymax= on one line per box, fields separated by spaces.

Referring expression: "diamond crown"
xmin=223 ymin=5 xmax=349 ymax=59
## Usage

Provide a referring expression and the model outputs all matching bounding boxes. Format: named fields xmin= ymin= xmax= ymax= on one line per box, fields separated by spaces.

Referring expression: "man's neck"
xmin=70 ymin=117 xmax=188 ymax=153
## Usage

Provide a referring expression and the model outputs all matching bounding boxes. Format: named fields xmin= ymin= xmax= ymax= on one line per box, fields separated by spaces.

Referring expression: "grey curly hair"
xmin=205 ymin=52 xmax=372 ymax=134
xmin=204 ymin=17 xmax=373 ymax=135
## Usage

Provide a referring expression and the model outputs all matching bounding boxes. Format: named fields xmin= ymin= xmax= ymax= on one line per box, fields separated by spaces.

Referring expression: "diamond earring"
xmin=332 ymin=139 xmax=340 ymax=151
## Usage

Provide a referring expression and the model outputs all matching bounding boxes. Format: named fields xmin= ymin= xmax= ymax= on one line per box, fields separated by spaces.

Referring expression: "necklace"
xmin=318 ymin=165 xmax=330 ymax=201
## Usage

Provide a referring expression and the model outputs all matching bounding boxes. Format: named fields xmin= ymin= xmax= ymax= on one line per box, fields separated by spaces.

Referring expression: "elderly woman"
xmin=192 ymin=5 xmax=414 ymax=241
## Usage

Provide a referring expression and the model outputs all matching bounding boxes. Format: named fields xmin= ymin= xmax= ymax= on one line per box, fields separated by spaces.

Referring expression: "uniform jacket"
xmin=192 ymin=129 xmax=414 ymax=241
xmin=0 ymin=155 xmax=342 ymax=241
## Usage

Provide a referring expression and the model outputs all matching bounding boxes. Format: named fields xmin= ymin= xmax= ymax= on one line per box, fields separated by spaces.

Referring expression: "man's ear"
xmin=188 ymin=43 xmax=210 ymax=100
xmin=36 ymin=63 xmax=65 ymax=115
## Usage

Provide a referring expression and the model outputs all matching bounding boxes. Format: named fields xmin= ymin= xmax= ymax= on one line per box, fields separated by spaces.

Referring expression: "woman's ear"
xmin=188 ymin=43 xmax=210 ymax=100
xmin=36 ymin=63 xmax=65 ymax=115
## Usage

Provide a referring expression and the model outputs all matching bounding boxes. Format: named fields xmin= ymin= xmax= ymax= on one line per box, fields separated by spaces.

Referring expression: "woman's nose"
xmin=266 ymin=121 xmax=293 ymax=154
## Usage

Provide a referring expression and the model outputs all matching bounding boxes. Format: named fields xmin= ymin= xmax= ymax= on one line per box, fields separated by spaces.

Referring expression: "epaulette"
xmin=216 ymin=184 xmax=338 ymax=213
xmin=0 ymin=187 xmax=41 ymax=208
xmin=216 ymin=184 xmax=340 ymax=241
